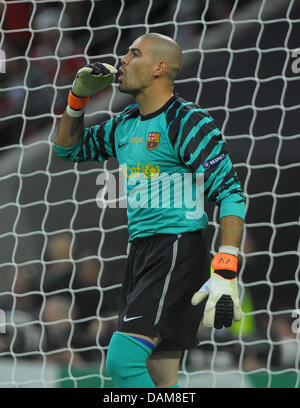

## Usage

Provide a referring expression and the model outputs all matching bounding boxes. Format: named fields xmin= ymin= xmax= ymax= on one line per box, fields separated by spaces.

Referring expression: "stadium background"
xmin=0 ymin=0 xmax=299 ymax=388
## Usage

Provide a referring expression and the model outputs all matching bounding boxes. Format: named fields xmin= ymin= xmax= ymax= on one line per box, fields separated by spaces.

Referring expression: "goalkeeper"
xmin=54 ymin=33 xmax=245 ymax=388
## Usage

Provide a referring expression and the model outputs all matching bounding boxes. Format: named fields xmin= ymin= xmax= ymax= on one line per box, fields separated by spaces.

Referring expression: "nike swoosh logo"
xmin=123 ymin=315 xmax=143 ymax=322
xmin=118 ymin=143 xmax=128 ymax=149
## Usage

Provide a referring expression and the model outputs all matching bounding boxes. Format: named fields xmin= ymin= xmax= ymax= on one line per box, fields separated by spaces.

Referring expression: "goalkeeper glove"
xmin=67 ymin=62 xmax=117 ymax=117
xmin=191 ymin=249 xmax=242 ymax=329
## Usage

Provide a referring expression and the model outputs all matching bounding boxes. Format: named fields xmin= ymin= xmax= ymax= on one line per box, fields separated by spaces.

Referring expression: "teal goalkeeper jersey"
xmin=54 ymin=95 xmax=245 ymax=240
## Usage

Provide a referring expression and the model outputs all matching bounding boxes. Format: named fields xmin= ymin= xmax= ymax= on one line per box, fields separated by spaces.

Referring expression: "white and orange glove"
xmin=67 ymin=62 xmax=117 ymax=117
xmin=191 ymin=246 xmax=242 ymax=329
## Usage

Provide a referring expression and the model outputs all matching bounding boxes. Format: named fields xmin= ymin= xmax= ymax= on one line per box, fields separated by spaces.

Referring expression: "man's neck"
xmin=135 ymin=87 xmax=174 ymax=117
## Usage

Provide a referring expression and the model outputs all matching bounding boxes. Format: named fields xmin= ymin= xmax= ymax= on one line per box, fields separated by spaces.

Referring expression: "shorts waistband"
xmin=130 ymin=229 xmax=203 ymax=246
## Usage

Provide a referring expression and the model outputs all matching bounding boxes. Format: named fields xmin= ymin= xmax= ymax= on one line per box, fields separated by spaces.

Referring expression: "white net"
xmin=0 ymin=0 xmax=299 ymax=388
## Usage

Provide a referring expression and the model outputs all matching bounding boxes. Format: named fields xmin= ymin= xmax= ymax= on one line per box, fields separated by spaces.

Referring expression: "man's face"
xmin=118 ymin=37 xmax=156 ymax=96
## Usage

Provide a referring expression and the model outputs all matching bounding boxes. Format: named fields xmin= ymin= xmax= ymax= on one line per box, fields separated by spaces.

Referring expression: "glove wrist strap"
xmin=218 ymin=245 xmax=239 ymax=257
xmin=68 ymin=90 xmax=90 ymax=110
xmin=66 ymin=105 xmax=85 ymax=118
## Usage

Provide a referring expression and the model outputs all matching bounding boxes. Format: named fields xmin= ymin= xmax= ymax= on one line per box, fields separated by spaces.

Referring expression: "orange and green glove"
xmin=67 ymin=62 xmax=117 ymax=117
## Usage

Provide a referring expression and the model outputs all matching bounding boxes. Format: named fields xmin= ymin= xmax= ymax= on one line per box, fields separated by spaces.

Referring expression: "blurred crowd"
xmin=0 ymin=232 xmax=122 ymax=366
xmin=0 ymin=0 xmax=252 ymax=150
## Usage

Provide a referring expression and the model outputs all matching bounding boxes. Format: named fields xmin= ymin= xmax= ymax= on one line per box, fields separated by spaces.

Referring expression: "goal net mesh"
xmin=0 ymin=0 xmax=299 ymax=388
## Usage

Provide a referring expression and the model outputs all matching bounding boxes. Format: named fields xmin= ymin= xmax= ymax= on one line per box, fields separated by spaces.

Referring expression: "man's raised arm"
xmin=55 ymin=112 xmax=85 ymax=147
xmin=55 ymin=62 xmax=117 ymax=148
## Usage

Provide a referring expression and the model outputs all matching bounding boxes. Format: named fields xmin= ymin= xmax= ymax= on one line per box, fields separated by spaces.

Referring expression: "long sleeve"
xmin=166 ymin=99 xmax=245 ymax=219
xmin=54 ymin=118 xmax=117 ymax=163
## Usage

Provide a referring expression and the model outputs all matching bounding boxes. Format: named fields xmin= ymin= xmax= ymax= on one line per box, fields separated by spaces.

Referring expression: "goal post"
xmin=0 ymin=0 xmax=299 ymax=388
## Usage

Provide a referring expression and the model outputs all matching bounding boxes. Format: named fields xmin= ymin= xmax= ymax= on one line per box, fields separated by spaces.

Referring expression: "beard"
xmin=118 ymin=82 xmax=140 ymax=97
xmin=118 ymin=75 xmax=147 ymax=98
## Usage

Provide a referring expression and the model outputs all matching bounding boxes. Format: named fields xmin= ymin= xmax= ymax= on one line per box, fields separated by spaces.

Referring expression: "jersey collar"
xmin=140 ymin=95 xmax=176 ymax=121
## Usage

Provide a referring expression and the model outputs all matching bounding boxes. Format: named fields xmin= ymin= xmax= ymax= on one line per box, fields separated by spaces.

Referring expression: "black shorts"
xmin=117 ymin=230 xmax=210 ymax=352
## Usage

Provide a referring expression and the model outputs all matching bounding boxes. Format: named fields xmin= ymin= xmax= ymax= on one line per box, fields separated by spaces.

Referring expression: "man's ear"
xmin=153 ymin=61 xmax=168 ymax=78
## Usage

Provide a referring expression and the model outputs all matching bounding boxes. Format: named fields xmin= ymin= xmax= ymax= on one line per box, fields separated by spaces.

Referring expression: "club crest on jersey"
xmin=146 ymin=132 xmax=160 ymax=150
